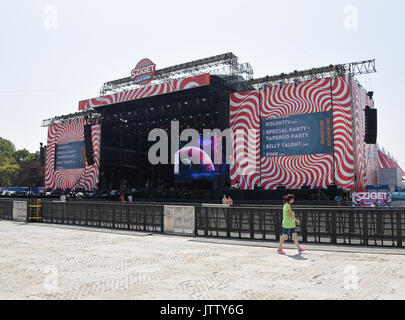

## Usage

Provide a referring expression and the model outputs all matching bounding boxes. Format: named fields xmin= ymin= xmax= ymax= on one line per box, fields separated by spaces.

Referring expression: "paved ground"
xmin=1 ymin=220 xmax=405 ymax=300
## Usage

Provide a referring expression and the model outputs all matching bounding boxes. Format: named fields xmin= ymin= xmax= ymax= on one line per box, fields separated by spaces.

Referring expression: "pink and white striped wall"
xmin=230 ymin=75 xmax=376 ymax=191
xmin=45 ymin=119 xmax=101 ymax=191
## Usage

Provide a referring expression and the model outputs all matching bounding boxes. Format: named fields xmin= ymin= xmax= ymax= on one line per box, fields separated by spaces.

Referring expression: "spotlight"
xmin=367 ymin=91 xmax=374 ymax=99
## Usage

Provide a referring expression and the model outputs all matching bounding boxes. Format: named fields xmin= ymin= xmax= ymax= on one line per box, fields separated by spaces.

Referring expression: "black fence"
xmin=41 ymin=201 xmax=164 ymax=232
xmin=195 ymin=205 xmax=405 ymax=247
xmin=0 ymin=200 xmax=13 ymax=220
xmin=1 ymin=199 xmax=405 ymax=247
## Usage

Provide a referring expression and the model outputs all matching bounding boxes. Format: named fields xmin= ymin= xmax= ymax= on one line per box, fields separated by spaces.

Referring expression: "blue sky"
xmin=0 ymin=0 xmax=404 ymax=167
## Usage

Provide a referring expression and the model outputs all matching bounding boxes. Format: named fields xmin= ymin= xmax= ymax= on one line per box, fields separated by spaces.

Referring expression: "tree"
xmin=27 ymin=151 xmax=40 ymax=162
xmin=0 ymin=137 xmax=16 ymax=166
xmin=0 ymin=163 xmax=20 ymax=186
xmin=0 ymin=137 xmax=20 ymax=186
xmin=0 ymin=137 xmax=45 ymax=187
xmin=14 ymin=149 xmax=31 ymax=163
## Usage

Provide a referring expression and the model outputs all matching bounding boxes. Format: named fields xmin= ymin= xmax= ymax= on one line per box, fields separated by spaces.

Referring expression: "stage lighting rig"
xmin=242 ymin=59 xmax=376 ymax=90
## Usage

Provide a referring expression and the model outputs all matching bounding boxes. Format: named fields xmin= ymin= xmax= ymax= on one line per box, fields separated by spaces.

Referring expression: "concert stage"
xmin=42 ymin=53 xmax=378 ymax=201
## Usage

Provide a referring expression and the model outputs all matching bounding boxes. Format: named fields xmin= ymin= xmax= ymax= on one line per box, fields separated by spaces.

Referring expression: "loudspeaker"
xmin=83 ymin=125 xmax=95 ymax=166
xmin=364 ymin=106 xmax=377 ymax=144
xmin=40 ymin=143 xmax=46 ymax=166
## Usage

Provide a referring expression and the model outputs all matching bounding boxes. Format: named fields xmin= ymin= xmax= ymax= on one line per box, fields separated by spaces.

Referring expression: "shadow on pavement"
xmin=287 ymin=254 xmax=308 ymax=260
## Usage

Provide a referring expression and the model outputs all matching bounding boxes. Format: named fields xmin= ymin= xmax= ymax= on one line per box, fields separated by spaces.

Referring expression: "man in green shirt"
xmin=278 ymin=194 xmax=307 ymax=254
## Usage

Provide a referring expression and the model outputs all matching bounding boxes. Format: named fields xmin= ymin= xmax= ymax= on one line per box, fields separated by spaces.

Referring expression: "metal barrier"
xmin=2 ymin=199 xmax=404 ymax=247
xmin=195 ymin=205 xmax=405 ymax=247
xmin=41 ymin=201 xmax=164 ymax=232
xmin=0 ymin=200 xmax=13 ymax=220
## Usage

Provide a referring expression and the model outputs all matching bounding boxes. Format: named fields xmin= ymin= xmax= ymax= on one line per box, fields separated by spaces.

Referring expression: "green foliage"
xmin=14 ymin=149 xmax=31 ymax=163
xmin=0 ymin=163 xmax=20 ymax=186
xmin=0 ymin=137 xmax=16 ymax=166
xmin=0 ymin=137 xmax=44 ymax=186
xmin=27 ymin=151 xmax=40 ymax=162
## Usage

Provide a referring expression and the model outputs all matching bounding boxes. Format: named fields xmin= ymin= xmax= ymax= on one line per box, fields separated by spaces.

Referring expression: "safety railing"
xmin=41 ymin=201 xmax=164 ymax=232
xmin=195 ymin=205 xmax=405 ymax=247
xmin=0 ymin=200 xmax=13 ymax=220
xmin=2 ymin=200 xmax=404 ymax=247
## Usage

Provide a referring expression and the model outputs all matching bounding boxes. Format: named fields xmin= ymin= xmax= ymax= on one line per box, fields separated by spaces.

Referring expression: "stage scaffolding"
xmin=100 ymin=52 xmax=254 ymax=95
xmin=241 ymin=59 xmax=376 ymax=90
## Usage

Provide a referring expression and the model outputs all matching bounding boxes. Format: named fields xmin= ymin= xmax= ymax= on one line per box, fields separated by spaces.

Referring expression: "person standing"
xmin=277 ymin=194 xmax=306 ymax=255
xmin=227 ymin=196 xmax=233 ymax=206
xmin=222 ymin=194 xmax=228 ymax=204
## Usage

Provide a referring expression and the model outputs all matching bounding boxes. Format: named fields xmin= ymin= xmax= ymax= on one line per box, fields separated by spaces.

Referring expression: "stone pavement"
xmin=1 ymin=220 xmax=405 ymax=300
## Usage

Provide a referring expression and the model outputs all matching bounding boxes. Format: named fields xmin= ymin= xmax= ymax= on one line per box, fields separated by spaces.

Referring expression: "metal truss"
xmin=100 ymin=52 xmax=254 ymax=95
xmin=42 ymin=110 xmax=101 ymax=127
xmin=242 ymin=59 xmax=376 ymax=90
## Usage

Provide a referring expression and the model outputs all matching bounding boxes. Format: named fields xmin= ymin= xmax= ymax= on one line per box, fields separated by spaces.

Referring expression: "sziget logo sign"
xmin=352 ymin=192 xmax=392 ymax=207
xmin=131 ymin=58 xmax=156 ymax=85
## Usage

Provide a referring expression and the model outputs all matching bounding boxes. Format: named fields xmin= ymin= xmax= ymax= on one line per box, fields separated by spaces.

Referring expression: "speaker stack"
xmin=83 ymin=124 xmax=95 ymax=166
xmin=364 ymin=106 xmax=377 ymax=144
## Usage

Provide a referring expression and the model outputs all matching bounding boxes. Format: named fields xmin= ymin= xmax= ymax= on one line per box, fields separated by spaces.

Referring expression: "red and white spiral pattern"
xmin=331 ymin=76 xmax=355 ymax=190
xmin=229 ymin=91 xmax=260 ymax=190
xmin=260 ymin=78 xmax=333 ymax=189
xmin=79 ymin=74 xmax=210 ymax=110
xmin=351 ymin=77 xmax=369 ymax=191
xmin=261 ymin=78 xmax=332 ymax=118
xmin=230 ymin=76 xmax=356 ymax=190
xmin=45 ymin=120 xmax=101 ymax=191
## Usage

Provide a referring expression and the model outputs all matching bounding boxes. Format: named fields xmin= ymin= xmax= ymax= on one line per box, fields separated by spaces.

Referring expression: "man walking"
xmin=277 ymin=194 xmax=307 ymax=255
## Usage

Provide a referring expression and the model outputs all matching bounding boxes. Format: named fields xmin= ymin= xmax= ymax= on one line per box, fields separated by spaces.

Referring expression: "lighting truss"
xmin=100 ymin=52 xmax=254 ymax=95
xmin=42 ymin=110 xmax=101 ymax=127
xmin=242 ymin=59 xmax=376 ymax=90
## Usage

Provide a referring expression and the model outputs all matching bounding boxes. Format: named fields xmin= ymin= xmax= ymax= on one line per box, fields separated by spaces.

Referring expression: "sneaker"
xmin=298 ymin=247 xmax=307 ymax=253
xmin=277 ymin=249 xmax=286 ymax=255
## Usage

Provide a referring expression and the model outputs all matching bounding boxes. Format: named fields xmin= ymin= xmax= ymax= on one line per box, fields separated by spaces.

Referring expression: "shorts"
xmin=282 ymin=228 xmax=297 ymax=235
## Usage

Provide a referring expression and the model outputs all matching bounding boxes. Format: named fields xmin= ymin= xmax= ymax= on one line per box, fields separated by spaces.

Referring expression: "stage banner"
xmin=261 ymin=111 xmax=333 ymax=158
xmin=79 ymin=73 xmax=211 ymax=110
xmin=45 ymin=120 xmax=101 ymax=191
xmin=352 ymin=192 xmax=392 ymax=207
xmin=55 ymin=141 xmax=86 ymax=170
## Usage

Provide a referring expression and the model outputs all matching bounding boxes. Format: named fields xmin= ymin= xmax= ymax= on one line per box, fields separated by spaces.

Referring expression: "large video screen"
xmin=261 ymin=111 xmax=333 ymax=158
xmin=174 ymin=135 xmax=226 ymax=185
xmin=55 ymin=141 xmax=86 ymax=170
